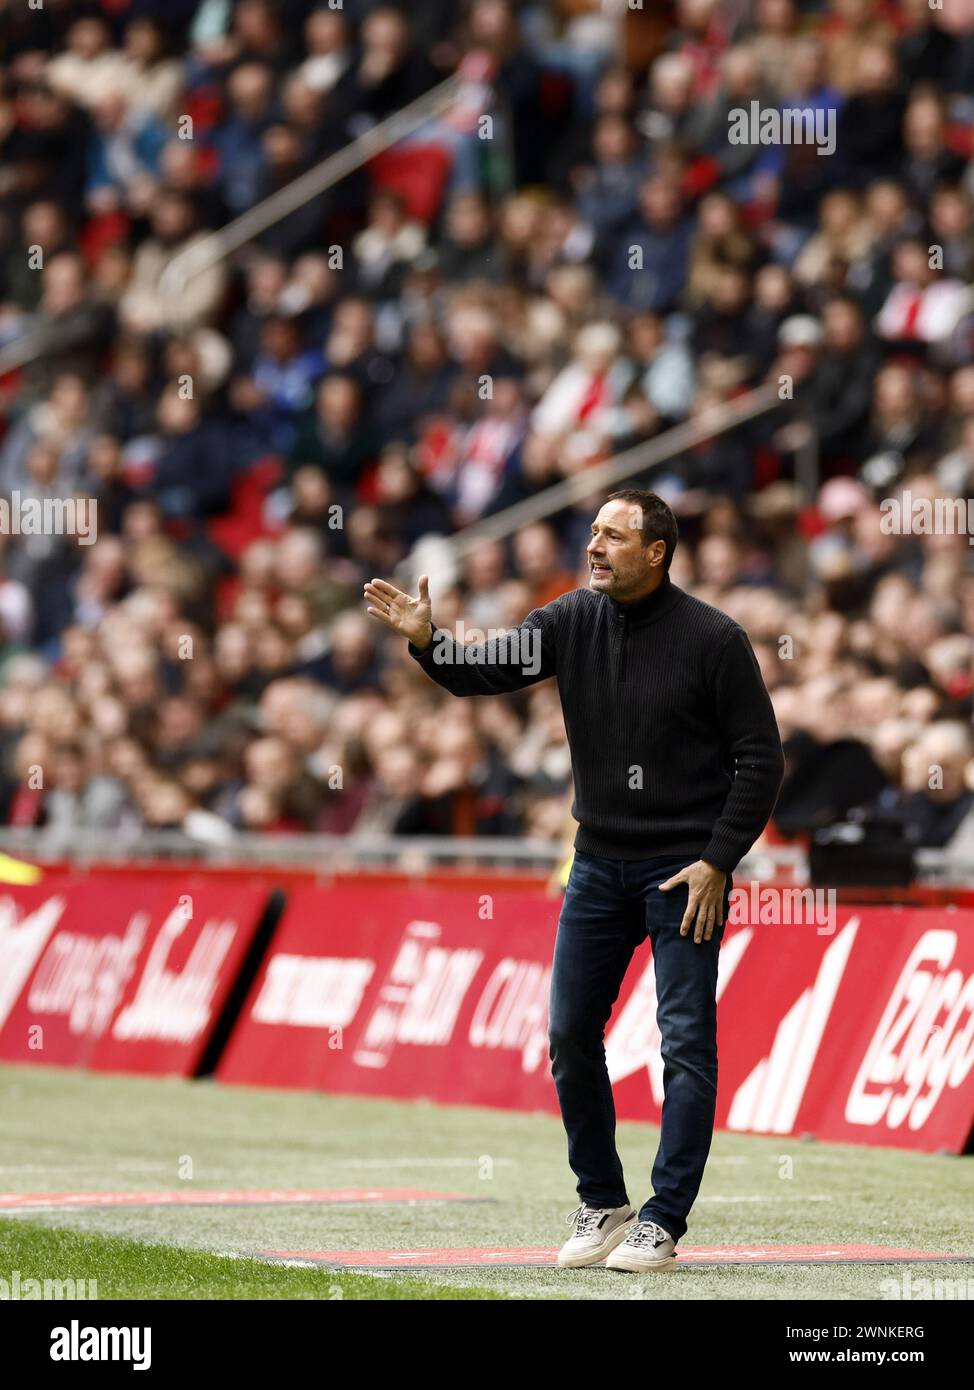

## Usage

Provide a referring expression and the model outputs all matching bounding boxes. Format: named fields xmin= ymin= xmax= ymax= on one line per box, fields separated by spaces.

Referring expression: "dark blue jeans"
xmin=548 ymin=850 xmax=731 ymax=1243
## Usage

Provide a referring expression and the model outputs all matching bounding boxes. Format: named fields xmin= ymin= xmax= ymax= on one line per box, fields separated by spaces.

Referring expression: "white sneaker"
xmin=557 ymin=1203 xmax=637 ymax=1268
xmin=604 ymin=1219 xmax=677 ymax=1272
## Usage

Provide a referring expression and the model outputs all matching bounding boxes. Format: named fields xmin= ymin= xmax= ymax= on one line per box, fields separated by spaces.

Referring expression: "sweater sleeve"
xmin=701 ymin=625 xmax=785 ymax=874
xmin=406 ymin=597 xmax=562 ymax=697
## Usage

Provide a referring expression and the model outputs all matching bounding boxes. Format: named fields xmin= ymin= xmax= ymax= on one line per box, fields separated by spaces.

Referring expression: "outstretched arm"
xmin=363 ymin=574 xmax=561 ymax=698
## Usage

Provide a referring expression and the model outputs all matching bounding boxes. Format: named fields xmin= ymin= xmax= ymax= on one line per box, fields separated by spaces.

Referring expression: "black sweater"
xmin=408 ymin=573 xmax=785 ymax=874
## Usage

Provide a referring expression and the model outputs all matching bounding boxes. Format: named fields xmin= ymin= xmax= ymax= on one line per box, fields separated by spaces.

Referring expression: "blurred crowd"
xmin=2 ymin=0 xmax=974 ymax=861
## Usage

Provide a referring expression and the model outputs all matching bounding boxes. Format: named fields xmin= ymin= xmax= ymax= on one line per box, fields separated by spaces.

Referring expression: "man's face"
xmin=586 ymin=499 xmax=664 ymax=600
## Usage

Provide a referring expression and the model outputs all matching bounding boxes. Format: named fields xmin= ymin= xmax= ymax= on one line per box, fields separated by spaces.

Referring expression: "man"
xmin=363 ymin=489 xmax=784 ymax=1272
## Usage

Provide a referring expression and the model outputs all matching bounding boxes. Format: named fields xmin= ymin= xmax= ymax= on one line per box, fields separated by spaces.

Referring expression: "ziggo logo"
xmin=846 ymin=931 xmax=974 ymax=1131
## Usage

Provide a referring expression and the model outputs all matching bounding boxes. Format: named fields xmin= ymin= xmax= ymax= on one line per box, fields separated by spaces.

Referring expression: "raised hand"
xmin=363 ymin=573 xmax=433 ymax=649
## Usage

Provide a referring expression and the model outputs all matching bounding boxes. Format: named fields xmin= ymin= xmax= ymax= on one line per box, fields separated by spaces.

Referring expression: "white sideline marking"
xmin=698 ymin=1193 xmax=833 ymax=1203
xmin=325 ymin=1158 xmax=517 ymax=1168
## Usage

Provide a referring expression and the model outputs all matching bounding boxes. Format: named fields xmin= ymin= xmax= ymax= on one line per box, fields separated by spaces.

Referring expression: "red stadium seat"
xmin=368 ymin=145 xmax=454 ymax=226
xmin=207 ymin=454 xmax=285 ymax=559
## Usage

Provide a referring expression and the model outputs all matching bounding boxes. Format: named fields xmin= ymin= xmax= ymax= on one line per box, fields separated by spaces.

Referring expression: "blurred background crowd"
xmin=3 ymin=0 xmax=974 ymax=862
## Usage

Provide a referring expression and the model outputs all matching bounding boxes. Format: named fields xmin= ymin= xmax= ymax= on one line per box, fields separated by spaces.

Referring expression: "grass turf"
xmin=0 ymin=1218 xmax=505 ymax=1300
xmin=1 ymin=1063 xmax=971 ymax=1301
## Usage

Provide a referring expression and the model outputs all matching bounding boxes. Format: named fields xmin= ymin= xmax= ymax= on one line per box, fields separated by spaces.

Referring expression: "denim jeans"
xmin=547 ymin=850 xmax=731 ymax=1243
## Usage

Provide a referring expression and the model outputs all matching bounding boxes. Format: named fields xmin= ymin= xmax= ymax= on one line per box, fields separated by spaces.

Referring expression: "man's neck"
xmin=614 ymin=572 xmax=668 ymax=607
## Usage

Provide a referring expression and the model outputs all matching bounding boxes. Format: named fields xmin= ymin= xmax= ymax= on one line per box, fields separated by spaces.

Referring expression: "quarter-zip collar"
xmin=605 ymin=572 xmax=684 ymax=685
xmin=607 ymin=571 xmax=683 ymax=627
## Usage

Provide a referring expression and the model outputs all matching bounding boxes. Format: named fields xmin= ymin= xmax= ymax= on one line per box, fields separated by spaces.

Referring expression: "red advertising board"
xmin=3 ymin=867 xmax=971 ymax=1152
xmin=0 ymin=874 xmax=268 ymax=1075
xmin=217 ymin=882 xmax=974 ymax=1154
xmin=218 ymin=882 xmax=551 ymax=1106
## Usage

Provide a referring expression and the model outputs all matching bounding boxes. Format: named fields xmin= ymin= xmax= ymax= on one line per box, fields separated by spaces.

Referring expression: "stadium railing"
xmin=403 ymin=382 xmax=787 ymax=593
xmin=0 ymin=68 xmax=475 ymax=377
xmin=157 ymin=71 xmax=473 ymax=299
xmin=0 ymin=824 xmax=800 ymax=871
xmin=0 ymin=827 xmax=966 ymax=888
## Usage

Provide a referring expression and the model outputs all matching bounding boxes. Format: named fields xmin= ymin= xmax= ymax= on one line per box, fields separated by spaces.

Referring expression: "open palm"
xmin=363 ymin=574 xmax=433 ymax=647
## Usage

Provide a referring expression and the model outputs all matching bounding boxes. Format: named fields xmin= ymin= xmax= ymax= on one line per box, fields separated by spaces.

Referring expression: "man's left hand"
xmin=659 ymin=860 xmax=727 ymax=944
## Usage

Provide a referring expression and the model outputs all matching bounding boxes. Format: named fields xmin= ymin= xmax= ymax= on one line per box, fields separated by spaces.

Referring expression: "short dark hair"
xmin=606 ymin=488 xmax=678 ymax=571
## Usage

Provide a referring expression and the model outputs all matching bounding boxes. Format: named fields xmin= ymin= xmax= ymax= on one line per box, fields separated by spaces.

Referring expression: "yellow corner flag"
xmin=0 ymin=853 xmax=42 ymax=885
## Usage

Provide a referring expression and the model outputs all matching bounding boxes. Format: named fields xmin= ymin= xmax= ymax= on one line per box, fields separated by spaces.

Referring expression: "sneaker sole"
xmin=556 ymin=1215 xmax=637 ymax=1269
xmin=604 ymin=1251 xmax=678 ymax=1273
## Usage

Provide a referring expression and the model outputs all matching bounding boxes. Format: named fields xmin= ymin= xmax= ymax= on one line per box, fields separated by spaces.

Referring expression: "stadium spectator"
xmin=119 ymin=191 xmax=227 ymax=334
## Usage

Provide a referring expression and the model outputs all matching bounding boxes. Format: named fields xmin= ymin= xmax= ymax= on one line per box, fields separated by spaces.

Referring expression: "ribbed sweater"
xmin=408 ymin=573 xmax=785 ymax=874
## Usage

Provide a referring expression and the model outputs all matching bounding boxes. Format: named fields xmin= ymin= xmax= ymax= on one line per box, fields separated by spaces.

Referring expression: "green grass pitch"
xmin=1 ymin=1064 xmax=971 ymax=1301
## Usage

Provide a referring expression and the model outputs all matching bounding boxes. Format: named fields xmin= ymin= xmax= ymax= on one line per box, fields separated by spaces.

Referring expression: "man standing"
xmin=363 ymin=489 xmax=784 ymax=1273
